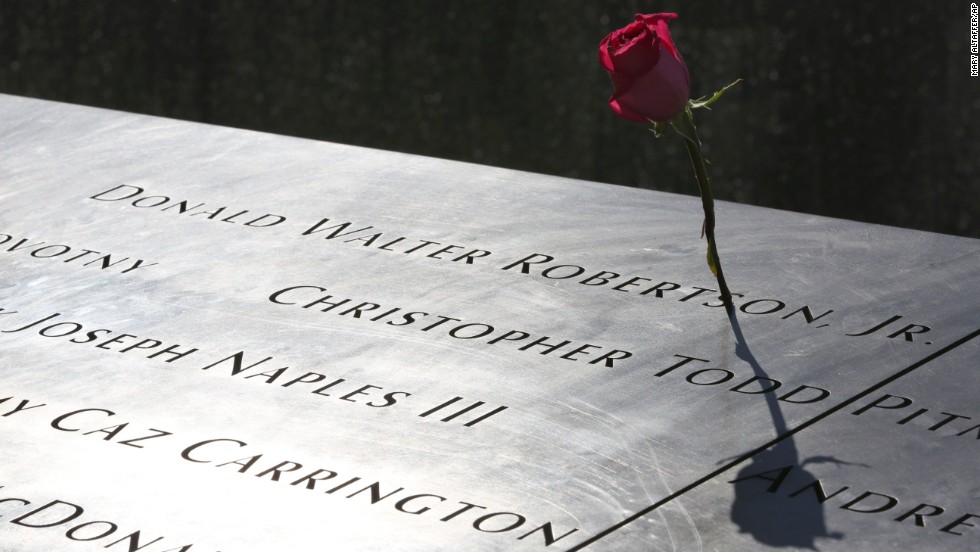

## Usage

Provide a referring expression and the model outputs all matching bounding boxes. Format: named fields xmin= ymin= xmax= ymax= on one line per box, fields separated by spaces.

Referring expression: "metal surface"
xmin=0 ymin=94 xmax=976 ymax=551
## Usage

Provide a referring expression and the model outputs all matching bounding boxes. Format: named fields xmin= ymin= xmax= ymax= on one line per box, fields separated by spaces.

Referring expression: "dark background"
xmin=2 ymin=1 xmax=978 ymax=237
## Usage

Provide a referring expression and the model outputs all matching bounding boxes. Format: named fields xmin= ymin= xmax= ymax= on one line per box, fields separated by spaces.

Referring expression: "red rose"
xmin=599 ymin=13 xmax=691 ymax=123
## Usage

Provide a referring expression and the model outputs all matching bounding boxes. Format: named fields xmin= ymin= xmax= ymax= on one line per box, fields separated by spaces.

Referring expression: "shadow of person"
xmin=725 ymin=310 xmax=860 ymax=548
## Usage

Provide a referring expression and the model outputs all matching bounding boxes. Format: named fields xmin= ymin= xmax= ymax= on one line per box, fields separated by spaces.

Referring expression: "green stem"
xmin=669 ymin=109 xmax=734 ymax=313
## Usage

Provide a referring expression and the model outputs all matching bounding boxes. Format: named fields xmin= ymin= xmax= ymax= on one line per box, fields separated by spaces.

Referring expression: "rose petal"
xmin=638 ymin=13 xmax=688 ymax=83
xmin=607 ymin=95 xmax=649 ymax=122
xmin=607 ymin=22 xmax=659 ymax=77
xmin=612 ymin=42 xmax=690 ymax=122
xmin=605 ymin=70 xmax=633 ymax=94
xmin=598 ymin=35 xmax=616 ymax=72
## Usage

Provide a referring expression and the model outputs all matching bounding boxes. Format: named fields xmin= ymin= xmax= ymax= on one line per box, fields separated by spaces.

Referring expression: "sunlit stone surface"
xmin=0 ymin=95 xmax=976 ymax=551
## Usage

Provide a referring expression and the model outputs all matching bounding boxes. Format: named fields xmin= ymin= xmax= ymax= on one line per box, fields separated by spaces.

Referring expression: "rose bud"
xmin=599 ymin=13 xmax=691 ymax=123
